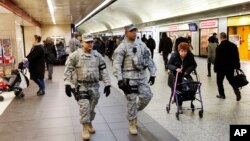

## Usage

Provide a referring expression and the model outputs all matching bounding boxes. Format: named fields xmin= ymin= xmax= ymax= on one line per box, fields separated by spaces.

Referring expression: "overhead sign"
xmin=159 ymin=23 xmax=189 ymax=32
xmin=199 ymin=20 xmax=218 ymax=28
xmin=228 ymin=15 xmax=250 ymax=26
xmin=166 ymin=25 xmax=178 ymax=31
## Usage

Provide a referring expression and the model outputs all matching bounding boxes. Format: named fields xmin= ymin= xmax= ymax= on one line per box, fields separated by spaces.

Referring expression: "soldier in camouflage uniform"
xmin=64 ymin=34 xmax=111 ymax=140
xmin=68 ymin=32 xmax=82 ymax=53
xmin=113 ymin=24 xmax=157 ymax=135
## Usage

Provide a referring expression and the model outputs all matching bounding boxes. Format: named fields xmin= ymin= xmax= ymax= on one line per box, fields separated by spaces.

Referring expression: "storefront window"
xmin=200 ymin=28 xmax=218 ymax=57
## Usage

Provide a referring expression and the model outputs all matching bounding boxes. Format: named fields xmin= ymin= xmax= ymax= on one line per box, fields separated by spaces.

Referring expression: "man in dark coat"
xmin=25 ymin=35 xmax=46 ymax=96
xmin=44 ymin=37 xmax=57 ymax=80
xmin=209 ymin=33 xmax=219 ymax=44
xmin=141 ymin=34 xmax=147 ymax=44
xmin=93 ymin=37 xmax=105 ymax=56
xmin=68 ymin=32 xmax=81 ymax=53
xmin=214 ymin=32 xmax=241 ymax=101
xmin=106 ymin=37 xmax=115 ymax=60
xmin=159 ymin=32 xmax=173 ymax=70
xmin=146 ymin=35 xmax=156 ymax=58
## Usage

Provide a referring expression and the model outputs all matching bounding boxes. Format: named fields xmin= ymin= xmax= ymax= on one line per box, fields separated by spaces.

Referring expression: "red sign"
xmin=3 ymin=55 xmax=13 ymax=64
xmin=166 ymin=25 xmax=178 ymax=31
xmin=199 ymin=20 xmax=218 ymax=28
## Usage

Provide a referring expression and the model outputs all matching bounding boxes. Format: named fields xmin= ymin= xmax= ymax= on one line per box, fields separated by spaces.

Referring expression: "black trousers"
xmin=150 ymin=49 xmax=154 ymax=58
xmin=216 ymin=70 xmax=240 ymax=96
xmin=207 ymin=62 xmax=211 ymax=75
xmin=163 ymin=52 xmax=169 ymax=69
xmin=170 ymin=74 xmax=192 ymax=106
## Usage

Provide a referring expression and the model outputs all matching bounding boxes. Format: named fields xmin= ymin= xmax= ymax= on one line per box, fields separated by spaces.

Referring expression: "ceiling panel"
xmin=11 ymin=0 xmax=103 ymax=25
xmin=2 ymin=0 xmax=250 ymax=31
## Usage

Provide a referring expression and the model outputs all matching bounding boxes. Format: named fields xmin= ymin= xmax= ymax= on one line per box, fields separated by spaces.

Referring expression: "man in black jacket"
xmin=44 ymin=37 xmax=57 ymax=80
xmin=146 ymin=35 xmax=156 ymax=58
xmin=214 ymin=32 xmax=241 ymax=101
xmin=159 ymin=32 xmax=173 ymax=70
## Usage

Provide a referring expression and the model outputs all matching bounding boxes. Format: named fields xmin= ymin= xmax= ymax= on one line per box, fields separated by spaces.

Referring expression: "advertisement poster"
xmin=229 ymin=35 xmax=240 ymax=48
xmin=1 ymin=39 xmax=13 ymax=64
xmin=2 ymin=39 xmax=11 ymax=56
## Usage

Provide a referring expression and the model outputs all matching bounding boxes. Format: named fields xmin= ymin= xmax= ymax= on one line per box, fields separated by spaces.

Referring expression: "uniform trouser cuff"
xmin=80 ymin=115 xmax=90 ymax=124
xmin=128 ymin=116 xmax=137 ymax=121
xmin=78 ymin=99 xmax=90 ymax=124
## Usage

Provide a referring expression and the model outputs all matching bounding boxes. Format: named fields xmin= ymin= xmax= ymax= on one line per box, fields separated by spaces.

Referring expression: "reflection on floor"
xmin=0 ymin=53 xmax=249 ymax=141
xmin=0 ymin=92 xmax=15 ymax=115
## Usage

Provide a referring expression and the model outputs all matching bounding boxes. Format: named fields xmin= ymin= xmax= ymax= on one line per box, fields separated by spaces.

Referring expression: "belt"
xmin=78 ymin=91 xmax=90 ymax=99
xmin=79 ymin=91 xmax=88 ymax=95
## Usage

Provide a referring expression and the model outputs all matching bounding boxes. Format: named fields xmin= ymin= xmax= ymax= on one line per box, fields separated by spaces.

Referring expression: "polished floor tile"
xmin=1 ymin=53 xmax=249 ymax=141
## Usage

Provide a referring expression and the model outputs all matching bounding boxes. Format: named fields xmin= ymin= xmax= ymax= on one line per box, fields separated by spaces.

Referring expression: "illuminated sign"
xmin=199 ymin=20 xmax=218 ymax=28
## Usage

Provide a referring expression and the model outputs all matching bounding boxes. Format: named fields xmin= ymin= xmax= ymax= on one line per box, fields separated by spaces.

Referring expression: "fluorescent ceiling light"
xmin=51 ymin=15 xmax=56 ymax=24
xmin=47 ymin=0 xmax=56 ymax=24
xmin=75 ymin=0 xmax=113 ymax=27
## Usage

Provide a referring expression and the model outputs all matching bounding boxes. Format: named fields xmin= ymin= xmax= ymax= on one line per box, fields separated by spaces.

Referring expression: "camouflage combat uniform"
xmin=64 ymin=48 xmax=111 ymax=123
xmin=68 ymin=38 xmax=82 ymax=53
xmin=113 ymin=37 xmax=157 ymax=120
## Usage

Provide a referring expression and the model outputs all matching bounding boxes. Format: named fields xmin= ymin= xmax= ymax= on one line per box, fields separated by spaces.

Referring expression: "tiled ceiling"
xmin=2 ymin=0 xmax=250 ymax=33
xmin=77 ymin=0 xmax=250 ymax=33
xmin=11 ymin=0 xmax=103 ymax=25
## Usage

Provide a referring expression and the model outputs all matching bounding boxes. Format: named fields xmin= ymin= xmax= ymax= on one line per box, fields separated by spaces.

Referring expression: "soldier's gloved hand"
xmin=148 ymin=76 xmax=155 ymax=85
xmin=104 ymin=85 xmax=111 ymax=97
xmin=65 ymin=85 xmax=72 ymax=97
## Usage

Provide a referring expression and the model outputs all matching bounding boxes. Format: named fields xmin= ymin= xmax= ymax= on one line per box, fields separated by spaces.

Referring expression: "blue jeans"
xmin=34 ymin=79 xmax=45 ymax=91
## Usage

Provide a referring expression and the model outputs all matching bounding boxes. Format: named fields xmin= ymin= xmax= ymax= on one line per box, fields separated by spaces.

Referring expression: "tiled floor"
xmin=144 ymin=54 xmax=250 ymax=141
xmin=0 ymin=53 xmax=250 ymax=141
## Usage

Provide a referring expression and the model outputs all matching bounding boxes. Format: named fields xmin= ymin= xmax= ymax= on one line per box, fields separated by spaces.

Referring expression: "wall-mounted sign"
xmin=159 ymin=23 xmax=189 ymax=32
xmin=228 ymin=15 xmax=250 ymax=26
xmin=199 ymin=20 xmax=218 ymax=28
xmin=166 ymin=25 xmax=178 ymax=31
xmin=188 ymin=23 xmax=198 ymax=31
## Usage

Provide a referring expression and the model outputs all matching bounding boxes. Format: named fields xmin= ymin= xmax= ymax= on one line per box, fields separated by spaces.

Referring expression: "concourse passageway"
xmin=1 ymin=1 xmax=250 ymax=140
xmin=0 ymin=53 xmax=250 ymax=141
